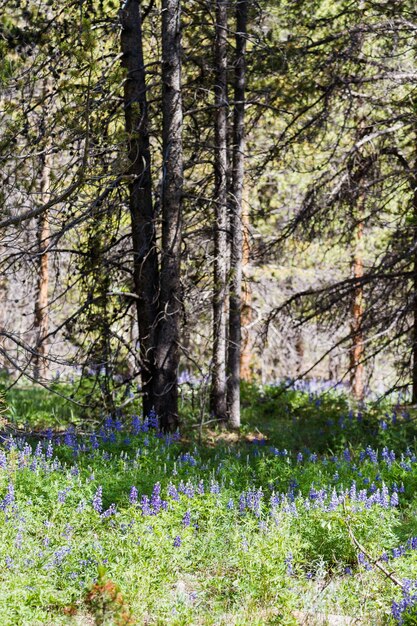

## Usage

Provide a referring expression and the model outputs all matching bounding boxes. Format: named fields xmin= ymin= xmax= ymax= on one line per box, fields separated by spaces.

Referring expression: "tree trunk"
xmin=154 ymin=0 xmax=183 ymax=431
xmin=294 ymin=329 xmax=305 ymax=377
xmin=412 ymin=149 xmax=417 ymax=404
xmin=349 ymin=218 xmax=365 ymax=401
xmin=227 ymin=0 xmax=247 ymax=429
xmin=211 ymin=0 xmax=229 ymax=422
xmin=120 ymin=0 xmax=159 ymax=417
xmin=240 ymin=185 xmax=252 ymax=381
xmin=33 ymin=81 xmax=51 ymax=381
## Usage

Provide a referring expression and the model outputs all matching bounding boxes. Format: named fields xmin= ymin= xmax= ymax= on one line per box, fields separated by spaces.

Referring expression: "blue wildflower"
xmin=129 ymin=486 xmax=138 ymax=504
xmin=92 ymin=486 xmax=103 ymax=513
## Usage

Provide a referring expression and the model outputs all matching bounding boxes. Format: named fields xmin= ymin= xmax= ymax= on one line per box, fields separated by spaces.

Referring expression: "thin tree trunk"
xmin=33 ymin=81 xmax=51 ymax=381
xmin=154 ymin=0 xmax=183 ymax=431
xmin=120 ymin=0 xmax=159 ymax=417
xmin=412 ymin=149 xmax=417 ymax=403
xmin=227 ymin=0 xmax=247 ymax=429
xmin=349 ymin=217 xmax=365 ymax=401
xmin=240 ymin=185 xmax=252 ymax=381
xmin=0 ymin=275 xmax=7 ymax=372
xmin=211 ymin=0 xmax=229 ymax=422
xmin=294 ymin=329 xmax=305 ymax=377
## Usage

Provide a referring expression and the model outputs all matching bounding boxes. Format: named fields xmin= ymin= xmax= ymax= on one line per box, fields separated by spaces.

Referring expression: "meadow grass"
xmin=1 ymin=382 xmax=417 ymax=624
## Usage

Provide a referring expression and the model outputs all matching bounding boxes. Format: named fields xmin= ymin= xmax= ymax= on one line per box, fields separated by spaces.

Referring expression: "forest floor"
xmin=0 ymin=381 xmax=416 ymax=625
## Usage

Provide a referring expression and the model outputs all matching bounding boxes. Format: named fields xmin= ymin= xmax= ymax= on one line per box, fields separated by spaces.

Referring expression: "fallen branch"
xmin=343 ymin=500 xmax=403 ymax=588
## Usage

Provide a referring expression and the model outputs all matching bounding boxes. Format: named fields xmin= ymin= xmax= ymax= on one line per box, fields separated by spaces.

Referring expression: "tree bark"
xmin=154 ymin=0 xmax=183 ymax=431
xmin=33 ymin=81 xmax=52 ymax=381
xmin=412 ymin=144 xmax=417 ymax=404
xmin=211 ymin=0 xmax=229 ymax=422
xmin=240 ymin=185 xmax=252 ymax=381
xmin=227 ymin=0 xmax=247 ymax=429
xmin=349 ymin=217 xmax=365 ymax=401
xmin=120 ymin=0 xmax=159 ymax=417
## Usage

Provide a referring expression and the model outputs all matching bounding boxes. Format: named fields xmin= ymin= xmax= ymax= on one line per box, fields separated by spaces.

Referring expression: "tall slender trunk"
xmin=33 ymin=82 xmax=51 ymax=381
xmin=350 ymin=218 xmax=365 ymax=400
xmin=240 ymin=185 xmax=252 ymax=381
xmin=227 ymin=0 xmax=247 ymax=429
xmin=211 ymin=0 xmax=229 ymax=422
xmin=154 ymin=0 xmax=183 ymax=431
xmin=120 ymin=0 xmax=159 ymax=417
xmin=412 ymin=144 xmax=417 ymax=403
xmin=294 ymin=330 xmax=305 ymax=377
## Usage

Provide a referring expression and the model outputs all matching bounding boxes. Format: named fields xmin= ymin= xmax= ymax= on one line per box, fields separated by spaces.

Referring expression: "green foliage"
xmin=1 ymin=386 xmax=417 ymax=623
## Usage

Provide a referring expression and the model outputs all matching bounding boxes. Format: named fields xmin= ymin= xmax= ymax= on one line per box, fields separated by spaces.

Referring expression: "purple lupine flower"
xmin=89 ymin=434 xmax=99 ymax=450
xmin=92 ymin=486 xmax=103 ymax=513
xmin=391 ymin=492 xmax=399 ymax=507
xmin=132 ymin=415 xmax=141 ymax=435
xmin=147 ymin=408 xmax=158 ymax=429
xmin=151 ymin=482 xmax=162 ymax=513
xmin=366 ymin=446 xmax=378 ymax=464
xmin=129 ymin=486 xmax=138 ymax=504
xmin=381 ymin=483 xmax=390 ymax=509
xmin=392 ymin=546 xmax=405 ymax=559
xmin=270 ymin=492 xmax=280 ymax=508
xmin=168 ymin=483 xmax=179 ymax=501
xmin=182 ymin=511 xmax=191 ymax=527
xmin=179 ymin=452 xmax=197 ymax=467
xmin=141 ymin=495 xmax=151 ymax=516
xmin=296 ymin=452 xmax=303 ymax=463
xmin=2 ymin=482 xmax=14 ymax=509
xmin=328 ymin=489 xmax=339 ymax=511
xmin=53 ymin=546 xmax=71 ymax=567
xmin=239 ymin=493 xmax=246 ymax=513
xmin=408 ymin=537 xmax=417 ymax=551
xmin=46 ymin=441 xmax=53 ymax=459
xmin=285 ymin=552 xmax=294 ymax=575
xmin=58 ymin=488 xmax=70 ymax=504
xmin=173 ymin=535 xmax=181 ymax=547
xmin=15 ymin=531 xmax=23 ymax=549
xmin=101 ymin=503 xmax=117 ymax=519
xmin=210 ymin=481 xmax=220 ymax=494
xmin=104 ymin=416 xmax=114 ymax=431
xmin=197 ymin=480 xmax=205 ymax=495
xmin=400 ymin=462 xmax=412 ymax=472
xmin=0 ymin=451 xmax=7 ymax=470
xmin=184 ymin=482 xmax=195 ymax=498
xmin=227 ymin=498 xmax=234 ymax=510
xmin=391 ymin=601 xmax=402 ymax=622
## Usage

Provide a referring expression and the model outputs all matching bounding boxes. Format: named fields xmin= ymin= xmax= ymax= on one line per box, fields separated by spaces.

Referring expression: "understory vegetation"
xmin=2 ymin=383 xmax=417 ymax=625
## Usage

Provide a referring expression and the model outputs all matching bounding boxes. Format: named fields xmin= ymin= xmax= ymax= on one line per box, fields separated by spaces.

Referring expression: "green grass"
xmin=0 ymin=382 xmax=416 ymax=624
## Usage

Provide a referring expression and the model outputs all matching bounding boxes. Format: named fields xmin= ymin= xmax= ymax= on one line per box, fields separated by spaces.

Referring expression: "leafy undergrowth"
xmin=1 ymin=385 xmax=417 ymax=623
